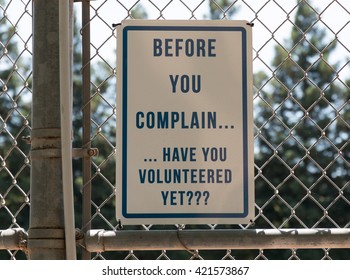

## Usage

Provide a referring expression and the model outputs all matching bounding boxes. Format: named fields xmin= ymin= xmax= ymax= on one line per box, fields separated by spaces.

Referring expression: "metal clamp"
xmin=72 ymin=148 xmax=99 ymax=158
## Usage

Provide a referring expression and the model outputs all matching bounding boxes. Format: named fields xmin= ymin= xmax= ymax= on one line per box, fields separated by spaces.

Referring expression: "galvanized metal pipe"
xmin=85 ymin=228 xmax=350 ymax=252
xmin=81 ymin=0 xmax=92 ymax=260
xmin=29 ymin=0 xmax=66 ymax=260
xmin=59 ymin=0 xmax=76 ymax=260
xmin=0 ymin=229 xmax=27 ymax=251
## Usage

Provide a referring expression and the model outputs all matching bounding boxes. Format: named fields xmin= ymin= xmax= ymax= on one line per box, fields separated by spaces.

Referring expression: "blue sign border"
xmin=121 ymin=25 xmax=249 ymax=220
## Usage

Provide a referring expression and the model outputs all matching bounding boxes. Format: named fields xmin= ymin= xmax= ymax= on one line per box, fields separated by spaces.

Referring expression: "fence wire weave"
xmin=0 ymin=0 xmax=350 ymax=260
xmin=0 ymin=0 xmax=32 ymax=260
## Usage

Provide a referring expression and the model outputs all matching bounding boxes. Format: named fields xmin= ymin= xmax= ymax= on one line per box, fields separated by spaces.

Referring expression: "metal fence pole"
xmin=81 ymin=0 xmax=92 ymax=260
xmin=28 ymin=0 xmax=72 ymax=259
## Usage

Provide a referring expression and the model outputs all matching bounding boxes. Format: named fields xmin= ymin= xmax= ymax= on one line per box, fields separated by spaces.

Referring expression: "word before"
xmin=153 ymin=38 xmax=217 ymax=57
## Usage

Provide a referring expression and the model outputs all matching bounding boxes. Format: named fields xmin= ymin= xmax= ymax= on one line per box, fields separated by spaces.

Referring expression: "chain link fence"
xmin=0 ymin=0 xmax=32 ymax=260
xmin=1 ymin=0 xmax=350 ymax=260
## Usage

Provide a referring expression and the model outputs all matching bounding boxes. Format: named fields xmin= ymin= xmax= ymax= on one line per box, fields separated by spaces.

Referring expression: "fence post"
xmin=28 ymin=0 xmax=73 ymax=259
xmin=81 ymin=0 xmax=92 ymax=260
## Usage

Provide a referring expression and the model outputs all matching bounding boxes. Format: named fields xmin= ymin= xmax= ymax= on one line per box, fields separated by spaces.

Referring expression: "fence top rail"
xmin=84 ymin=228 xmax=350 ymax=252
xmin=2 ymin=227 xmax=350 ymax=253
xmin=0 ymin=228 xmax=28 ymax=251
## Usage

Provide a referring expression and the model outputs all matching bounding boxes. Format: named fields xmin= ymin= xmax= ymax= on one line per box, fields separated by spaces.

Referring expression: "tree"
xmin=72 ymin=4 xmax=154 ymax=259
xmin=71 ymin=12 xmax=116 ymax=227
xmin=208 ymin=0 xmax=237 ymax=19
xmin=254 ymin=1 xmax=350 ymax=259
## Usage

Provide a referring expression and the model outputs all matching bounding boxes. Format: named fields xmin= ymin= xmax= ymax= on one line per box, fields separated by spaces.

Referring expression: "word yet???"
xmin=161 ymin=190 xmax=210 ymax=206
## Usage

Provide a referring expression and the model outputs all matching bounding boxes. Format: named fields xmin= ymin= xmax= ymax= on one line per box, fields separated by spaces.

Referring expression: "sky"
xmin=2 ymin=0 xmax=350 ymax=78
xmin=79 ymin=0 xmax=350 ymax=75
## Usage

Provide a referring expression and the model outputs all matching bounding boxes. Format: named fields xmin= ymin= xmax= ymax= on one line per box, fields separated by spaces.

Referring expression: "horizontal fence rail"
xmin=3 ymin=228 xmax=350 ymax=252
xmin=0 ymin=229 xmax=27 ymax=251
xmin=84 ymin=229 xmax=350 ymax=252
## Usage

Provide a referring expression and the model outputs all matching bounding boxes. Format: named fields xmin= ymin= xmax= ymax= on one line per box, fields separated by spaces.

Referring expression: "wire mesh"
xmin=0 ymin=0 xmax=349 ymax=260
xmin=0 ymin=0 xmax=32 ymax=260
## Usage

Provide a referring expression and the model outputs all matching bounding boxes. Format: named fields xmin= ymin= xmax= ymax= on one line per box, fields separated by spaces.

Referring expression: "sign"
xmin=116 ymin=20 xmax=254 ymax=225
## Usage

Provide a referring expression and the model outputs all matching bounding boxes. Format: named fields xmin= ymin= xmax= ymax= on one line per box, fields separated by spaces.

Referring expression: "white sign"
xmin=116 ymin=20 xmax=254 ymax=225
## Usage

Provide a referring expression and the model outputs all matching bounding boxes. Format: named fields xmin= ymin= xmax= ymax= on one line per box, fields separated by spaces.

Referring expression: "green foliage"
xmin=130 ymin=4 xmax=148 ymax=19
xmin=209 ymin=0 xmax=237 ymax=19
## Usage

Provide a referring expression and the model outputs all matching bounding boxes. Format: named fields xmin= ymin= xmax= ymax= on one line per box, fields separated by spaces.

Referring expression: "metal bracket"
xmin=72 ymin=148 xmax=99 ymax=158
xmin=24 ymin=133 xmax=98 ymax=159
